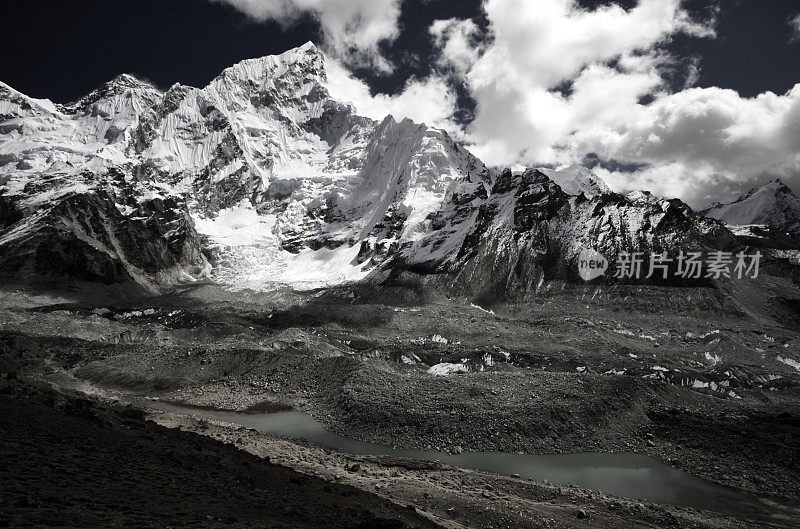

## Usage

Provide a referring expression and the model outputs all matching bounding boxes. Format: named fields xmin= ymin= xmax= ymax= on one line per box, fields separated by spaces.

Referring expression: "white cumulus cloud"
xmin=429 ymin=18 xmax=484 ymax=75
xmin=428 ymin=0 xmax=800 ymax=207
xmin=209 ymin=0 xmax=401 ymax=72
xmin=324 ymin=57 xmax=461 ymax=134
xmin=590 ymin=85 xmax=800 ymax=205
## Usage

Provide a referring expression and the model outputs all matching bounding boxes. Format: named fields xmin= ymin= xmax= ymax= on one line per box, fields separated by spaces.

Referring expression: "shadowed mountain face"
xmin=0 ymin=43 xmax=774 ymax=297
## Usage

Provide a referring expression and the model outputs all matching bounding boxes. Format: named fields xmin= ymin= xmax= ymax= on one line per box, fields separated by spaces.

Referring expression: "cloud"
xmin=790 ymin=12 xmax=800 ymax=42
xmin=324 ymin=56 xmax=461 ymax=134
xmin=209 ymin=0 xmax=401 ymax=72
xmin=683 ymin=56 xmax=701 ymax=88
xmin=454 ymin=0 xmax=703 ymax=164
xmin=428 ymin=0 xmax=800 ymax=207
xmin=429 ymin=18 xmax=483 ymax=75
xmin=586 ymin=86 xmax=800 ymax=205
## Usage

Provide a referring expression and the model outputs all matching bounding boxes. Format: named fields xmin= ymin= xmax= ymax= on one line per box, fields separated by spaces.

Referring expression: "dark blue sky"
xmin=1 ymin=0 xmax=798 ymax=104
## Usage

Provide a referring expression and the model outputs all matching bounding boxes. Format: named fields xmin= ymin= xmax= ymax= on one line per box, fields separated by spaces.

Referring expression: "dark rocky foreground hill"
xmin=0 ymin=377 xmax=441 ymax=529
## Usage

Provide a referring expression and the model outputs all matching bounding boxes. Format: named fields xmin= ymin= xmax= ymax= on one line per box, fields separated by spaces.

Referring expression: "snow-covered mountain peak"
xmin=702 ymin=178 xmax=800 ymax=237
xmin=105 ymin=73 xmax=159 ymax=92
xmin=760 ymin=178 xmax=791 ymax=193
xmin=0 ymin=81 xmax=60 ymax=118
xmin=535 ymin=164 xmax=610 ymax=197
xmin=59 ymin=74 xmax=162 ymax=116
xmin=209 ymin=41 xmax=325 ymax=91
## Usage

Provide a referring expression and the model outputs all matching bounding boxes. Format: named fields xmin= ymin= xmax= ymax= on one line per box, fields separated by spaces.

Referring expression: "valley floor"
xmin=1 ymin=278 xmax=799 ymax=528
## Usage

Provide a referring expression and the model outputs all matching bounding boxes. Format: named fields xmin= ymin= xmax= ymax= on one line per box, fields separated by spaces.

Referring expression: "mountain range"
xmin=1 ymin=42 xmax=797 ymax=297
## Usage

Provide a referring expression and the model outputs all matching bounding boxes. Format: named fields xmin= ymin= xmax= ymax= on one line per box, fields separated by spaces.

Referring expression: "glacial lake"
xmin=149 ymin=403 xmax=793 ymax=520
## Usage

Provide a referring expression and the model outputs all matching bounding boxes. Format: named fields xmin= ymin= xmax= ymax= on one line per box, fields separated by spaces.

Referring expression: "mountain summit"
xmin=535 ymin=165 xmax=610 ymax=197
xmin=701 ymin=179 xmax=800 ymax=239
xmin=0 ymin=44 xmax=737 ymax=295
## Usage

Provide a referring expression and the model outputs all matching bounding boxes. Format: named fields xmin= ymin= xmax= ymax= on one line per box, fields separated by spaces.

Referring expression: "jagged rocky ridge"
xmin=381 ymin=169 xmax=735 ymax=300
xmin=0 ymin=43 xmax=744 ymax=295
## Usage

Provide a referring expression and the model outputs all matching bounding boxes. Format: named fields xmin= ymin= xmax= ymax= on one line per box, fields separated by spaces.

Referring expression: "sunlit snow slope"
xmin=536 ymin=165 xmax=610 ymax=197
xmin=702 ymin=180 xmax=800 ymax=238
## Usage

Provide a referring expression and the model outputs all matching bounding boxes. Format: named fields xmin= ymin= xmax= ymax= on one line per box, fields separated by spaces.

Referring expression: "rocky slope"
xmin=0 ymin=43 xmax=742 ymax=296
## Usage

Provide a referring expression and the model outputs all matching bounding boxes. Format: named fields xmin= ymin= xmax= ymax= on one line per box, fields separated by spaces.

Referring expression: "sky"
xmin=1 ymin=0 xmax=799 ymax=208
